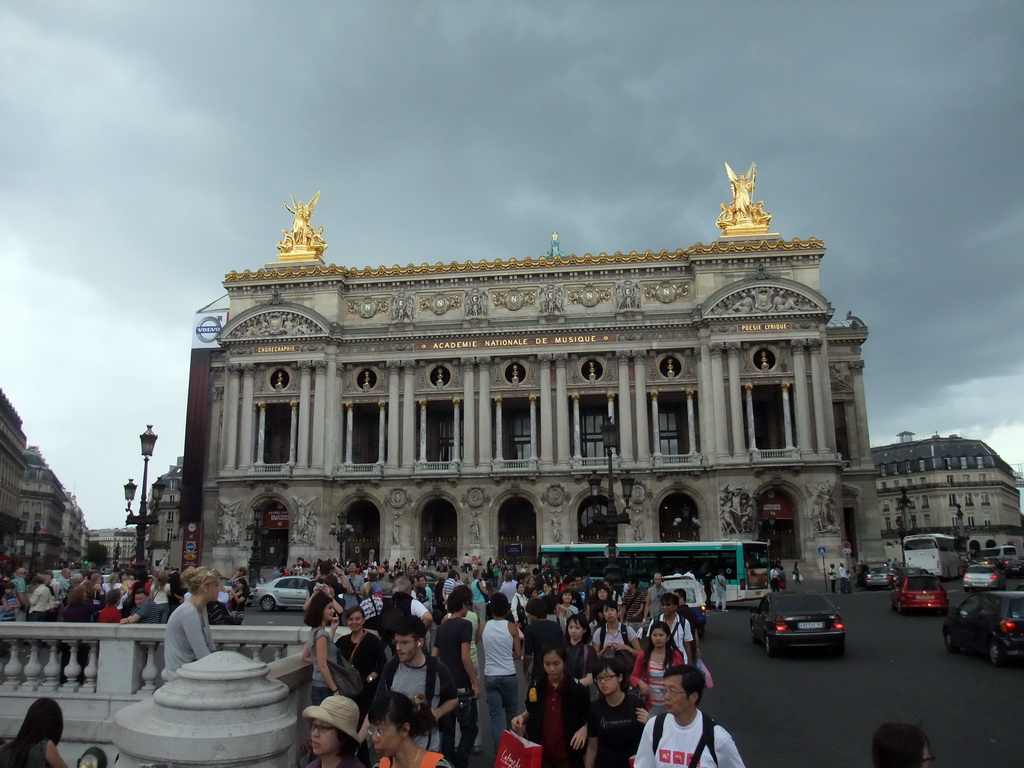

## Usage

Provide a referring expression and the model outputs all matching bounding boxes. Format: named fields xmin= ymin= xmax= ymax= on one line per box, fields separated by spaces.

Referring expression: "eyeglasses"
xmin=595 ymin=674 xmax=619 ymax=683
xmin=367 ymin=725 xmax=393 ymax=738
xmin=662 ymin=687 xmax=692 ymax=698
xmin=309 ymin=722 xmax=335 ymax=735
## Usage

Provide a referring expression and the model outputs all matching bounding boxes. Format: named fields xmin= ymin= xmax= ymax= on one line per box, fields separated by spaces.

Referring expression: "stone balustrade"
xmin=0 ymin=624 xmax=313 ymax=766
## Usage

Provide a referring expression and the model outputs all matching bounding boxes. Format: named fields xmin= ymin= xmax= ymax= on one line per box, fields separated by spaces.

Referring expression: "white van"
xmin=979 ymin=545 xmax=1019 ymax=559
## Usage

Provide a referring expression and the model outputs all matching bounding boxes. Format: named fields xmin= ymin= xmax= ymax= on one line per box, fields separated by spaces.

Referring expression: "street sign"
xmin=842 ymin=547 xmax=853 ymax=554
xmin=185 ymin=542 xmax=197 ymax=553
xmin=842 ymin=540 xmax=852 ymax=550
xmin=817 ymin=547 xmax=827 ymax=555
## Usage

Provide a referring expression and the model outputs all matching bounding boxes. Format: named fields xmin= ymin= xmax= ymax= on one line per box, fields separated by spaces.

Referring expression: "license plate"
xmin=916 ymin=595 xmax=932 ymax=600
xmin=798 ymin=621 xmax=824 ymax=629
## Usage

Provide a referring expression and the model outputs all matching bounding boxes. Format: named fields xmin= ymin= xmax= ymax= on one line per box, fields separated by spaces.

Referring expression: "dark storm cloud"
xmin=0 ymin=1 xmax=1020 ymax=526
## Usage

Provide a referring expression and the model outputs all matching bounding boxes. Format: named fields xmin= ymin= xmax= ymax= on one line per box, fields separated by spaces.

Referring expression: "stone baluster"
xmin=82 ymin=641 xmax=98 ymax=693
xmin=41 ymin=640 xmax=61 ymax=691
xmin=23 ymin=639 xmax=43 ymax=691
xmin=140 ymin=642 xmax=159 ymax=691
xmin=63 ymin=641 xmax=83 ymax=692
xmin=3 ymin=641 xmax=23 ymax=689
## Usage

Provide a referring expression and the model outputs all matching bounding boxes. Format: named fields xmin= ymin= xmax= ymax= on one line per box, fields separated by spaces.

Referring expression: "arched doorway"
xmin=658 ymin=492 xmax=701 ymax=541
xmin=757 ymin=489 xmax=798 ymax=560
xmin=498 ymin=498 xmax=537 ymax=562
xmin=421 ymin=498 xmax=458 ymax=561
xmin=256 ymin=498 xmax=290 ymax=575
xmin=577 ymin=495 xmax=607 ymax=543
xmin=344 ymin=500 xmax=380 ymax=566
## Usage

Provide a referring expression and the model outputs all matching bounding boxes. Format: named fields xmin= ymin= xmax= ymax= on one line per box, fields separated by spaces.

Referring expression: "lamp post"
xmin=953 ymin=502 xmax=966 ymax=558
xmin=124 ymin=425 xmax=162 ymax=571
xmin=895 ymin=488 xmax=913 ymax=565
xmin=330 ymin=514 xmax=355 ymax=565
xmin=247 ymin=504 xmax=268 ymax=581
xmin=114 ymin=543 xmax=121 ymax=571
xmin=587 ymin=419 xmax=634 ymax=590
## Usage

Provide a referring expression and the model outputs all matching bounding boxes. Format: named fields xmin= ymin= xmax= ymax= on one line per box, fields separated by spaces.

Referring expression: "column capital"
xmin=686 ymin=389 xmax=695 ymax=399
xmin=571 ymin=393 xmax=580 ymax=402
xmin=419 ymin=400 xmax=426 ymax=409
xmin=781 ymin=382 xmax=790 ymax=392
xmin=709 ymin=341 xmax=726 ymax=353
xmin=346 ymin=403 xmax=354 ymax=412
xmin=386 ymin=360 xmax=402 ymax=371
xmin=606 ymin=392 xmax=616 ymax=403
xmin=378 ymin=401 xmax=387 ymax=409
xmin=289 ymin=401 xmax=297 ymax=410
xmin=257 ymin=402 xmax=266 ymax=411
xmin=807 ymin=338 xmax=824 ymax=352
xmin=849 ymin=360 xmax=865 ymax=372
xmin=452 ymin=397 xmax=461 ymax=406
xmin=744 ymin=383 xmax=753 ymax=394
xmin=312 ymin=360 xmax=328 ymax=371
xmin=241 ymin=362 xmax=257 ymax=373
xmin=616 ymin=350 xmax=631 ymax=362
xmin=725 ymin=342 xmax=742 ymax=355
xmin=650 ymin=391 xmax=659 ymax=402
xmin=553 ymin=353 xmax=569 ymax=365
xmin=788 ymin=339 xmax=807 ymax=350
xmin=529 ymin=395 xmax=537 ymax=404
xmin=228 ymin=363 xmax=245 ymax=374
xmin=494 ymin=396 xmax=503 ymax=406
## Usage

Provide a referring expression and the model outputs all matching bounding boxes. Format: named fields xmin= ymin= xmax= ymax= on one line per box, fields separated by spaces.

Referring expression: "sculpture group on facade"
xmin=290 ymin=495 xmax=319 ymax=544
xmin=716 ymin=162 xmax=772 ymax=236
xmin=718 ymin=485 xmax=756 ymax=535
xmin=808 ymin=482 xmax=840 ymax=533
xmin=277 ymin=192 xmax=328 ymax=257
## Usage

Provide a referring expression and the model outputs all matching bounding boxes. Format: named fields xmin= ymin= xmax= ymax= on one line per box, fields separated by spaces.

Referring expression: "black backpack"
xmin=652 ymin=711 xmax=717 ymax=768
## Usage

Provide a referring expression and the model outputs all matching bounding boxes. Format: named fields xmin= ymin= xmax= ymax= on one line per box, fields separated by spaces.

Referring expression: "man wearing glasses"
xmin=633 ymin=664 xmax=746 ymax=768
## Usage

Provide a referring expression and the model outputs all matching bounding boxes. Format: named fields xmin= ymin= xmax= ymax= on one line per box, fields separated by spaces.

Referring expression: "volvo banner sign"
xmin=192 ymin=311 xmax=229 ymax=349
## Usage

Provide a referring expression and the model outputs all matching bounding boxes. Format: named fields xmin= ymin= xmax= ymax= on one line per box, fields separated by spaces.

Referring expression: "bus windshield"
xmin=904 ymin=539 xmax=938 ymax=551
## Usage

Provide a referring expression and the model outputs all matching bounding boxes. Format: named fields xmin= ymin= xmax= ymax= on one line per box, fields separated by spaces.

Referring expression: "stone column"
xmin=462 ymin=360 xmax=476 ymax=467
xmin=223 ymin=365 xmax=241 ymax=470
xmin=571 ymin=393 xmax=582 ymax=460
xmin=849 ymin=360 xmax=870 ymax=459
xmin=377 ymin=402 xmax=387 ymax=464
xmin=418 ymin=400 xmax=427 ymax=463
xmin=726 ymin=344 xmax=745 ymax=458
xmin=239 ymin=364 xmax=255 ymax=467
xmin=696 ymin=344 xmax=716 ymax=460
xmin=311 ymin=361 xmax=327 ymax=467
xmin=287 ymin=402 xmax=297 ymax=465
xmin=386 ymin=362 xmax=400 ymax=469
xmin=297 ymin=363 xmax=312 ymax=467
xmin=554 ymin=355 xmax=571 ymax=467
xmin=686 ymin=390 xmax=698 ymax=455
xmin=633 ymin=353 xmax=650 ymax=462
xmin=494 ymin=397 xmax=503 ymax=461
xmin=744 ymin=383 xmax=757 ymax=452
xmin=790 ymin=341 xmax=813 ymax=455
xmin=781 ymin=382 xmax=795 ymax=450
xmin=402 ymin=363 xmax=415 ymax=467
xmin=345 ymin=404 xmax=355 ymax=464
xmin=709 ymin=343 xmax=728 ymax=460
xmin=816 ymin=338 xmax=838 ymax=452
xmin=538 ymin=357 xmax=554 ymax=469
xmin=650 ymin=392 xmax=662 ymax=457
xmin=452 ymin=398 xmax=461 ymax=464
xmin=255 ymin=403 xmax=267 ymax=465
xmin=808 ymin=339 xmax=829 ymax=457
xmin=529 ymin=395 xmax=538 ymax=461
xmin=616 ymin=352 xmax=634 ymax=463
xmin=478 ymin=360 xmax=492 ymax=465
xmin=324 ymin=356 xmax=339 ymax=474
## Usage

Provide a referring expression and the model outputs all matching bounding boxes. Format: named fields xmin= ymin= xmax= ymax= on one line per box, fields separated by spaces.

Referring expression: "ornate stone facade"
xmin=196 ymin=190 xmax=882 ymax=574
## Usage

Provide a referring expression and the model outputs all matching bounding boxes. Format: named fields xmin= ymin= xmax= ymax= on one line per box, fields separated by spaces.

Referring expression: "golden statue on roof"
xmin=276 ymin=192 xmax=328 ymax=262
xmin=716 ymin=162 xmax=772 ymax=237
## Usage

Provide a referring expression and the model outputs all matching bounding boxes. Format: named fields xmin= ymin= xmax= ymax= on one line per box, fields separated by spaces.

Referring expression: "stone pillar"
xmin=452 ymin=398 xmax=461 ymax=464
xmin=849 ymin=360 xmax=870 ymax=459
xmin=255 ymin=403 xmax=267 ymax=465
xmin=418 ymin=400 xmax=427 ymax=463
xmin=572 ymin=394 xmax=582 ymax=460
xmin=324 ymin=356 xmax=339 ymax=474
xmin=781 ymin=382 xmax=795 ymax=450
xmin=538 ymin=357 xmax=554 ymax=469
xmin=223 ymin=365 xmax=241 ymax=470
xmin=554 ymin=355 xmax=571 ymax=467
xmin=287 ymin=403 xmax=297 ymax=465
xmin=686 ymin=390 xmax=698 ymax=455
xmin=726 ymin=344 xmax=744 ymax=458
xmin=808 ymin=340 xmax=829 ymax=457
xmin=462 ymin=360 xmax=476 ymax=467
xmin=345 ymin=404 xmax=355 ymax=464
xmin=707 ymin=344 xmax=727 ymax=460
xmin=112 ymin=651 xmax=294 ymax=768
xmin=633 ymin=353 xmax=650 ymax=462
xmin=650 ymin=392 xmax=662 ymax=458
xmin=816 ymin=338 xmax=838 ymax=452
xmin=478 ymin=361 xmax=492 ymax=464
xmin=377 ymin=402 xmax=387 ymax=464
xmin=494 ymin=397 xmax=503 ymax=461
xmin=297 ymin=363 xmax=312 ymax=467
xmin=744 ymin=383 xmax=757 ymax=452
xmin=402 ymin=363 xmax=415 ymax=467
xmin=387 ymin=362 xmax=400 ymax=469
xmin=240 ymin=364 xmax=255 ymax=467
xmin=529 ymin=396 xmax=538 ymax=461
xmin=616 ymin=353 xmax=634 ymax=463
xmin=311 ymin=361 xmax=327 ymax=467
xmin=790 ymin=341 xmax=813 ymax=455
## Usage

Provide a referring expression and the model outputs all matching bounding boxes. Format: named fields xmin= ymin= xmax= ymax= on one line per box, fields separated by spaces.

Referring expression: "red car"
xmin=890 ymin=574 xmax=949 ymax=615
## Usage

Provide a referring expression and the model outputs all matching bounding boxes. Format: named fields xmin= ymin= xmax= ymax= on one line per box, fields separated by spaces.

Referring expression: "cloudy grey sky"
xmin=2 ymin=2 xmax=1021 ymax=530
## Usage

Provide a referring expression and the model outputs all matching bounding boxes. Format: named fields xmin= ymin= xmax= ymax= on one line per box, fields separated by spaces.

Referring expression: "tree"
xmin=85 ymin=541 xmax=108 ymax=568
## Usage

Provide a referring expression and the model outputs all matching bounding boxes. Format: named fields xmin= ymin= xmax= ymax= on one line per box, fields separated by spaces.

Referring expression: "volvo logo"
xmin=195 ymin=315 xmax=223 ymax=344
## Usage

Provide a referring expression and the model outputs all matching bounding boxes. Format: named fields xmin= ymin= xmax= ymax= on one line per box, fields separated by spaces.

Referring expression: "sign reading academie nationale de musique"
xmin=417 ymin=334 xmax=617 ymax=350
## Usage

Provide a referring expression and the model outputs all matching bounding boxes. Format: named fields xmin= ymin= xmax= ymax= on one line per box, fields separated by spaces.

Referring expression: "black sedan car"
xmin=750 ymin=593 xmax=845 ymax=657
xmin=942 ymin=591 xmax=1024 ymax=666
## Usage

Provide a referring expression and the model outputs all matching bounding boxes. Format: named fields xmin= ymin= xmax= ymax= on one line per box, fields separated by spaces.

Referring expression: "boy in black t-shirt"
xmin=432 ymin=590 xmax=480 ymax=768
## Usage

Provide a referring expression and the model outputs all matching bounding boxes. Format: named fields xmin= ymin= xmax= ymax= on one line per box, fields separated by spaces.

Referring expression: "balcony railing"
xmin=414 ymin=460 xmax=460 ymax=474
xmin=571 ymin=455 xmax=622 ymax=470
xmin=248 ymin=463 xmax=292 ymax=476
xmin=653 ymin=453 xmax=703 ymax=467
xmin=752 ymin=448 xmax=802 ymax=462
xmin=340 ymin=462 xmax=384 ymax=476
xmin=492 ymin=458 xmax=539 ymax=472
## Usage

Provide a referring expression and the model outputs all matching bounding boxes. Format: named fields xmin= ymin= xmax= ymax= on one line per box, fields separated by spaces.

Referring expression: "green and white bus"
xmin=539 ymin=540 xmax=772 ymax=603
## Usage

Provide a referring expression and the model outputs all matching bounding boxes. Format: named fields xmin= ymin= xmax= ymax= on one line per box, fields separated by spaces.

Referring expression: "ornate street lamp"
xmin=895 ymin=489 xmax=913 ymax=565
xmin=247 ymin=504 xmax=268 ymax=580
xmin=587 ymin=419 xmax=633 ymax=589
xmin=125 ymin=425 xmax=161 ymax=570
xmin=329 ymin=514 xmax=355 ymax=565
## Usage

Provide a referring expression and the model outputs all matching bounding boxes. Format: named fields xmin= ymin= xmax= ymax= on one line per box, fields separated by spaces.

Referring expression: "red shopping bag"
xmin=497 ymin=729 xmax=543 ymax=768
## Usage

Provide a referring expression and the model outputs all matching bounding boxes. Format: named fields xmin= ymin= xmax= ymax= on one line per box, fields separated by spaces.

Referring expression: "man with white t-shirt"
xmin=648 ymin=591 xmax=695 ymax=664
xmin=634 ymin=664 xmax=746 ymax=768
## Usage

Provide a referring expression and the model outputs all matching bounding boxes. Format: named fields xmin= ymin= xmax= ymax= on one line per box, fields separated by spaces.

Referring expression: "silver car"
xmin=252 ymin=576 xmax=311 ymax=611
xmin=963 ymin=565 xmax=1006 ymax=592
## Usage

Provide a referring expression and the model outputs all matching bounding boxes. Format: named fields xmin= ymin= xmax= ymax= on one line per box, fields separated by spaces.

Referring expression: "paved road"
xmin=245 ymin=580 xmax=1024 ymax=767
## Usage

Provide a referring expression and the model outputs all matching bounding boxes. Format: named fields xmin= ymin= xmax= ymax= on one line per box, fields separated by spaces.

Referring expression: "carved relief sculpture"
xmin=550 ymin=508 xmax=563 ymax=543
xmin=615 ymin=280 xmax=641 ymax=311
xmin=230 ymin=311 xmax=322 ymax=339
xmin=719 ymin=485 xmax=756 ymax=535
xmin=808 ymin=482 xmax=840 ymax=534
xmin=290 ymin=496 xmax=319 ymax=545
xmin=464 ymin=288 xmax=488 ymax=318
xmin=216 ymin=500 xmax=242 ymax=545
xmin=469 ymin=509 xmax=482 ymax=546
xmin=539 ymin=284 xmax=565 ymax=316
xmin=391 ymin=294 xmax=415 ymax=323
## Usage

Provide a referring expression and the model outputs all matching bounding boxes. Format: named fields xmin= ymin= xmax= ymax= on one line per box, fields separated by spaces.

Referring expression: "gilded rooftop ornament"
xmin=716 ymin=162 xmax=772 ymax=237
xmin=276 ymin=192 xmax=327 ymax=262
